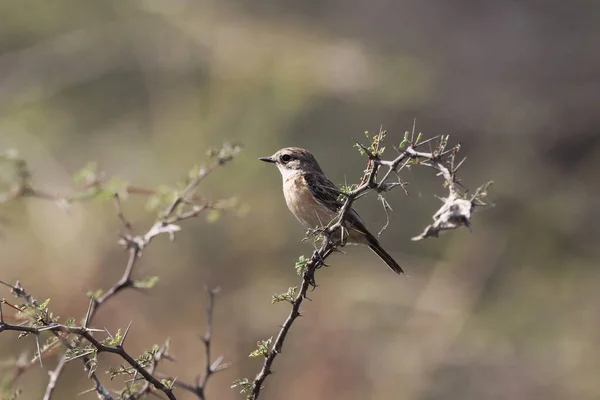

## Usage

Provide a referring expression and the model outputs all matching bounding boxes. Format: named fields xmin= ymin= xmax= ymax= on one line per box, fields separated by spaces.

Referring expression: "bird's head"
xmin=259 ymin=147 xmax=323 ymax=178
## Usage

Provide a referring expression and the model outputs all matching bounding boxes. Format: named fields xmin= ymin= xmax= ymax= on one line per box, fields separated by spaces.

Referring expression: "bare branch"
xmin=42 ymin=354 xmax=67 ymax=400
xmin=157 ymin=287 xmax=229 ymax=399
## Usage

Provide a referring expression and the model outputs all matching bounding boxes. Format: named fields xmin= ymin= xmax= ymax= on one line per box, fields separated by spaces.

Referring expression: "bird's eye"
xmin=281 ymin=154 xmax=292 ymax=162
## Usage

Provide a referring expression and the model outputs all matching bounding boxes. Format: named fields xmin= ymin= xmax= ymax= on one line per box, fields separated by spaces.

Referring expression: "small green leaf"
xmin=94 ymin=188 xmax=115 ymax=202
xmin=231 ymin=377 xmax=252 ymax=395
xmin=204 ymin=142 xmax=243 ymax=164
xmin=107 ymin=364 xmax=132 ymax=379
xmin=399 ymin=131 xmax=410 ymax=149
xmin=87 ymin=289 xmax=104 ymax=300
xmin=249 ymin=337 xmax=272 ymax=358
xmin=114 ymin=329 xmax=123 ymax=345
xmin=188 ymin=165 xmax=201 ymax=180
xmin=415 ymin=132 xmax=423 ymax=144
xmin=133 ymin=276 xmax=159 ymax=289
xmin=147 ymin=185 xmax=177 ymax=213
xmin=339 ymin=183 xmax=358 ymax=195
xmin=37 ymin=298 xmax=50 ymax=311
xmin=145 ymin=194 xmax=162 ymax=212
xmin=295 ymin=255 xmax=309 ymax=275
xmin=104 ymin=177 xmax=129 ymax=200
xmin=206 ymin=209 xmax=221 ymax=223
xmin=0 ymin=388 xmax=23 ymax=400
xmin=86 ymin=352 xmax=98 ymax=375
xmin=271 ymin=287 xmax=297 ymax=304
xmin=72 ymin=162 xmax=99 ymax=185
xmin=353 ymin=143 xmax=366 ymax=155
xmin=163 ymin=337 xmax=172 ymax=353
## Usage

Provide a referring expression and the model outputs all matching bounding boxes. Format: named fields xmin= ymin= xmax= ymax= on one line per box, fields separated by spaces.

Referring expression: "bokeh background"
xmin=1 ymin=1 xmax=599 ymax=399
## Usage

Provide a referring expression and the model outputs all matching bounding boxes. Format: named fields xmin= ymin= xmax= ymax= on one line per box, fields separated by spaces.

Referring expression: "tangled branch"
xmin=0 ymin=143 xmax=240 ymax=399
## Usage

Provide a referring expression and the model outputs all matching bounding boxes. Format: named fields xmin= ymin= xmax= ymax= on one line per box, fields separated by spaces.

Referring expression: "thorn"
xmin=64 ymin=349 xmax=96 ymax=362
xmin=36 ymin=335 xmax=43 ymax=368
xmin=103 ymin=327 xmax=114 ymax=341
xmin=463 ymin=217 xmax=472 ymax=232
xmin=454 ymin=157 xmax=467 ymax=172
xmin=126 ymin=370 xmax=139 ymax=391
xmin=302 ymin=293 xmax=313 ymax=301
xmin=36 ymin=324 xmax=60 ymax=332
xmin=83 ymin=296 xmax=95 ymax=328
xmin=355 ymin=141 xmax=375 ymax=158
xmin=77 ymin=387 xmax=97 ymax=397
xmin=214 ymin=361 xmax=231 ymax=372
xmin=440 ymin=147 xmax=455 ymax=157
xmin=416 ymin=134 xmax=442 ymax=147
xmin=331 ymin=248 xmax=346 ymax=255
xmin=395 ymin=157 xmax=412 ymax=173
xmin=210 ymin=355 xmax=225 ymax=371
xmin=167 ymin=376 xmax=178 ymax=389
xmin=121 ymin=320 xmax=133 ymax=346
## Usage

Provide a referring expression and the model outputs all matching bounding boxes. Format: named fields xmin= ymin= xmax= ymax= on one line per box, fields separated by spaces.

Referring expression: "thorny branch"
xmin=247 ymin=243 xmax=333 ymax=399
xmin=157 ymin=288 xmax=230 ymax=399
xmin=0 ymin=280 xmax=117 ymax=400
xmin=0 ymin=144 xmax=240 ymax=399
xmin=245 ymin=129 xmax=491 ymax=399
xmin=126 ymin=340 xmax=172 ymax=400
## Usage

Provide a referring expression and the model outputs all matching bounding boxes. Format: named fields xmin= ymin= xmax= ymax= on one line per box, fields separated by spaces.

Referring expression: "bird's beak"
xmin=259 ymin=156 xmax=276 ymax=164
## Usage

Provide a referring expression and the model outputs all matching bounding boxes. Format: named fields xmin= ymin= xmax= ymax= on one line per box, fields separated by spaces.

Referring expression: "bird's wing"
xmin=303 ymin=174 xmax=402 ymax=274
xmin=304 ymin=173 xmax=343 ymax=211
xmin=304 ymin=173 xmax=369 ymax=234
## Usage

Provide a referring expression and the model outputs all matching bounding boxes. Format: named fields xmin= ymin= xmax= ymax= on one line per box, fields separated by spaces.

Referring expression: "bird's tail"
xmin=366 ymin=237 xmax=404 ymax=275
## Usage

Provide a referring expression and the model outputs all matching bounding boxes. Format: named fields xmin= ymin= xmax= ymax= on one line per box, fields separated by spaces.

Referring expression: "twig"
xmin=128 ymin=343 xmax=171 ymax=399
xmin=42 ymin=352 xmax=68 ymax=400
xmin=0 ymin=317 xmax=176 ymax=399
xmin=113 ymin=193 xmax=133 ymax=233
xmin=157 ymin=288 xmax=229 ymax=399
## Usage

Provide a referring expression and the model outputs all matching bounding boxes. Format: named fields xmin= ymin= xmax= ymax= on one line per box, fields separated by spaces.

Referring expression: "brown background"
xmin=1 ymin=1 xmax=599 ymax=399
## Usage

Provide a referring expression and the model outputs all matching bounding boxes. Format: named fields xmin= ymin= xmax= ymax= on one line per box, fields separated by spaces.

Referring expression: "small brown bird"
xmin=260 ymin=147 xmax=403 ymax=274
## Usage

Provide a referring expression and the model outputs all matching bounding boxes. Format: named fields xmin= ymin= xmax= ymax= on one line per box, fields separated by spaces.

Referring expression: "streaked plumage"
xmin=260 ymin=147 xmax=403 ymax=274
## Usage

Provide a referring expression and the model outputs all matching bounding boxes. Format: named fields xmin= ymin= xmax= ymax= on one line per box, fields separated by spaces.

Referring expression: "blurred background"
xmin=1 ymin=0 xmax=599 ymax=399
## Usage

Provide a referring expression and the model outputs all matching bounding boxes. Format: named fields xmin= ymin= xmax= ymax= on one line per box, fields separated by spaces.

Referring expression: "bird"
xmin=259 ymin=147 xmax=403 ymax=274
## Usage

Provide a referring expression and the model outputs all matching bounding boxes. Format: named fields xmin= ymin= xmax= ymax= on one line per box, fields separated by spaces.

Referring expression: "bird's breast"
xmin=283 ymin=175 xmax=336 ymax=228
